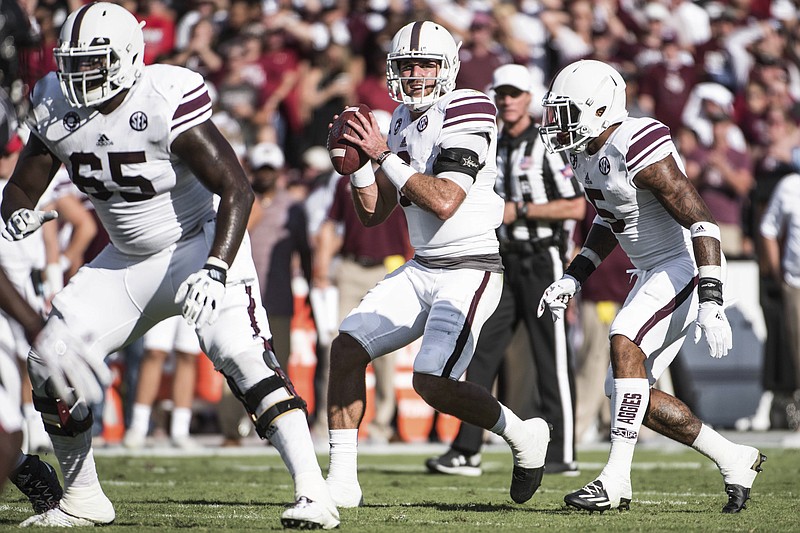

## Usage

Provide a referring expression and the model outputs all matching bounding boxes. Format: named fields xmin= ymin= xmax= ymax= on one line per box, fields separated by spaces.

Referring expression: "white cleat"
xmin=20 ymin=506 xmax=110 ymax=527
xmin=280 ymin=496 xmax=340 ymax=530
xmin=325 ymin=477 xmax=363 ymax=508
xmin=170 ymin=435 xmax=202 ymax=450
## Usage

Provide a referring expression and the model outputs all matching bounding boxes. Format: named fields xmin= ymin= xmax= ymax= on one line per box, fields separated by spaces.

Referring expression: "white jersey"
xmin=760 ymin=173 xmax=800 ymax=288
xmin=28 ymin=64 xmax=216 ymax=256
xmin=570 ymin=117 xmax=692 ymax=270
xmin=387 ymin=89 xmax=503 ymax=259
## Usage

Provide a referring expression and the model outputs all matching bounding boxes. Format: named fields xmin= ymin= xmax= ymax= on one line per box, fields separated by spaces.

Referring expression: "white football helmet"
xmin=54 ymin=2 xmax=145 ymax=108
xmin=386 ymin=21 xmax=461 ymax=113
xmin=539 ymin=60 xmax=628 ymax=154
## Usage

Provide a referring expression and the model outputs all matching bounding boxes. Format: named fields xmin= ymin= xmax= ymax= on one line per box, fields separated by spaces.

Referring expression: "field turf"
xmin=2 ymin=447 xmax=798 ymax=531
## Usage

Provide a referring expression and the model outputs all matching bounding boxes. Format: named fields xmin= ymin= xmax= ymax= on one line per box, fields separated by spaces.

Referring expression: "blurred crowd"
xmin=2 ymin=0 xmax=800 ymax=450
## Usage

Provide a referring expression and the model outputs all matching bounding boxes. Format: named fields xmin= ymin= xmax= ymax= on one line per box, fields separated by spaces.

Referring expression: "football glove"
xmin=537 ymin=274 xmax=580 ymax=322
xmin=2 ymin=208 xmax=58 ymax=241
xmin=693 ymin=301 xmax=733 ymax=358
xmin=175 ymin=261 xmax=227 ymax=327
xmin=29 ymin=319 xmax=110 ymax=405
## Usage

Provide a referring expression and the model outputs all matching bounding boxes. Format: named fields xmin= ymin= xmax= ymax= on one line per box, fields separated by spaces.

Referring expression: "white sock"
xmin=691 ymin=424 xmax=738 ymax=467
xmin=129 ymin=403 xmax=152 ymax=437
xmin=170 ymin=407 xmax=192 ymax=440
xmin=49 ymin=400 xmax=97 ymax=490
xmin=327 ymin=429 xmax=359 ymax=482
xmin=269 ymin=410 xmax=323 ymax=481
xmin=490 ymin=404 xmax=534 ymax=467
xmin=602 ymin=378 xmax=649 ymax=482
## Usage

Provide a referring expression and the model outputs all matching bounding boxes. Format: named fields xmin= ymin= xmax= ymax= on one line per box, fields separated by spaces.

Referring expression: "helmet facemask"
xmin=55 ymin=41 xmax=123 ymax=108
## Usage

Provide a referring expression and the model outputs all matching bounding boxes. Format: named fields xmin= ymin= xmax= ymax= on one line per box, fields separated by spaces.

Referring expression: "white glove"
xmin=2 ymin=208 xmax=58 ymax=241
xmin=537 ymin=274 xmax=580 ymax=322
xmin=30 ymin=319 xmax=110 ymax=405
xmin=693 ymin=301 xmax=733 ymax=358
xmin=175 ymin=262 xmax=227 ymax=327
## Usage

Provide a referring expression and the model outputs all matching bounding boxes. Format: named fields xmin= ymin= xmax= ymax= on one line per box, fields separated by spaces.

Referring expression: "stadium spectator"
xmin=454 ymin=13 xmax=511 ymax=92
xmin=164 ymin=17 xmax=223 ymax=77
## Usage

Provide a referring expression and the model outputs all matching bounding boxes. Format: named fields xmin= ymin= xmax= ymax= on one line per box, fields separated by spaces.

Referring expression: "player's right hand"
xmin=537 ymin=274 xmax=580 ymax=322
xmin=2 ymin=208 xmax=58 ymax=241
xmin=29 ymin=318 xmax=110 ymax=405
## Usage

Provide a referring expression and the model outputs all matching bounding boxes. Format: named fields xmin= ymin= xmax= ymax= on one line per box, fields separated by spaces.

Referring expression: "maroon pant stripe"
xmin=633 ymin=276 xmax=698 ymax=345
xmin=441 ymin=271 xmax=492 ymax=378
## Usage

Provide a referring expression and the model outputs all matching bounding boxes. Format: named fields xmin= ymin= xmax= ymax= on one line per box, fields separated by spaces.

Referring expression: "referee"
xmin=427 ymin=64 xmax=584 ymax=475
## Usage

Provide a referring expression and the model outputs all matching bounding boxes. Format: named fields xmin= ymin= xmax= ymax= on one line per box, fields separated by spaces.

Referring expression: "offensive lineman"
xmin=1 ymin=3 xmax=337 ymax=528
xmin=325 ymin=21 xmax=550 ymax=511
xmin=537 ymin=59 xmax=765 ymax=513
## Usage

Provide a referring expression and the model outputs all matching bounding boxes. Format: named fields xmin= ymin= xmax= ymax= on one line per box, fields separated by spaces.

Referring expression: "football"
xmin=327 ymin=103 xmax=372 ymax=175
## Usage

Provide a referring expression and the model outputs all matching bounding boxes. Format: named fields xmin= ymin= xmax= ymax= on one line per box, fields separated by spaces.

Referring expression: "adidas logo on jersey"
xmin=96 ymin=134 xmax=113 ymax=147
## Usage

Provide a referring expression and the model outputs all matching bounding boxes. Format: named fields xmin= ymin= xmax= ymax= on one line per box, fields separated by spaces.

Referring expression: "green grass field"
xmin=2 ymin=447 xmax=798 ymax=531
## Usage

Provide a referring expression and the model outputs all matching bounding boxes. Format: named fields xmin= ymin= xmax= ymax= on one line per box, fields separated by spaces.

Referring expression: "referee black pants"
xmin=450 ymin=247 xmax=576 ymax=465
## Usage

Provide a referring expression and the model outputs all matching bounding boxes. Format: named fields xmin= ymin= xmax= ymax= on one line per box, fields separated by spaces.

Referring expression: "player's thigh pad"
xmin=339 ymin=262 xmax=430 ymax=359
xmin=51 ymin=244 xmax=179 ymax=358
xmin=608 ymin=256 xmax=698 ymax=387
xmin=196 ymin=279 xmax=275 ymax=391
xmin=414 ymin=269 xmax=503 ymax=379
xmin=0 ymin=351 xmax=23 ymax=433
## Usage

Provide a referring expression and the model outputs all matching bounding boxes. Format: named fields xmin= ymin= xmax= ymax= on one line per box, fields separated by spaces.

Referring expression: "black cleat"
xmin=510 ymin=464 xmax=545 ymax=504
xmin=9 ymin=454 xmax=63 ymax=514
xmin=722 ymin=453 xmax=766 ymax=513
xmin=425 ymin=449 xmax=482 ymax=476
xmin=564 ymin=479 xmax=631 ymax=513
xmin=722 ymin=484 xmax=750 ymax=514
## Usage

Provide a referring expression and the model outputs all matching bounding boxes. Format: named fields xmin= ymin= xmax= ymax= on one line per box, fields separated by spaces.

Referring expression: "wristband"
xmin=350 ymin=161 xmax=376 ymax=188
xmin=565 ymin=248 xmax=601 ymax=285
xmin=205 ymin=256 xmax=229 ymax=285
xmin=690 ymin=221 xmax=721 ymax=241
xmin=380 ymin=153 xmax=416 ymax=190
xmin=698 ymin=277 xmax=723 ymax=305
xmin=698 ymin=265 xmax=722 ymax=281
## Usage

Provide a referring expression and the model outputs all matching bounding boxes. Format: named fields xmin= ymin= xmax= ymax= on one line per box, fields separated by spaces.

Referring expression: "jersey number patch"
xmin=70 ymin=151 xmax=156 ymax=202
xmin=585 ymin=188 xmax=626 ymax=233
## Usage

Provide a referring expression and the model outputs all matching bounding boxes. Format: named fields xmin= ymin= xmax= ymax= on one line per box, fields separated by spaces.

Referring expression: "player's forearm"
xmin=583 ymin=223 xmax=618 ymax=262
xmin=211 ymin=188 xmax=253 ymax=266
xmin=396 ymin=173 xmax=464 ymax=220
xmin=0 ymin=268 xmax=43 ymax=343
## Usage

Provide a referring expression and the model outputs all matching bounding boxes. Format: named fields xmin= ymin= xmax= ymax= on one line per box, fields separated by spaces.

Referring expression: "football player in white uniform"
xmin=537 ymin=60 xmax=765 ymax=513
xmin=1 ymin=3 xmax=337 ymax=529
xmin=325 ymin=21 xmax=550 ymax=512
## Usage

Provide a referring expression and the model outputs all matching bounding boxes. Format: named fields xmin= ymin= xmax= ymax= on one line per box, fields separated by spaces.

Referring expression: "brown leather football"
xmin=327 ymin=103 xmax=372 ymax=175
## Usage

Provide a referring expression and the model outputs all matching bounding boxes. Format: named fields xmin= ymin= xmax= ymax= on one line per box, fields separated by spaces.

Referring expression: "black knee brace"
xmin=224 ymin=350 xmax=306 ymax=439
xmin=32 ymin=393 xmax=93 ymax=437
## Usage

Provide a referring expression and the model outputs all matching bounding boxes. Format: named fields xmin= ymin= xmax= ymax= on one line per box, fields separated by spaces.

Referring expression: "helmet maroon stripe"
xmin=410 ymin=21 xmax=423 ymax=51
xmin=70 ymin=2 xmax=94 ymax=46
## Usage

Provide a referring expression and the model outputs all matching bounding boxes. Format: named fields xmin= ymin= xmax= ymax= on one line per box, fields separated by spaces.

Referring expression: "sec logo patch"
xmin=599 ymin=156 xmax=610 ymax=175
xmin=130 ymin=111 xmax=148 ymax=131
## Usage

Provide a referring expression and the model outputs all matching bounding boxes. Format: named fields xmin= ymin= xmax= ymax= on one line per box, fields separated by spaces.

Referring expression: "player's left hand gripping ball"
xmin=693 ymin=301 xmax=733 ymax=358
xmin=2 ymin=208 xmax=58 ymax=241
xmin=176 ymin=259 xmax=227 ymax=327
